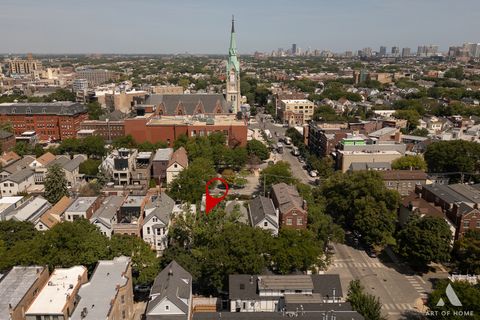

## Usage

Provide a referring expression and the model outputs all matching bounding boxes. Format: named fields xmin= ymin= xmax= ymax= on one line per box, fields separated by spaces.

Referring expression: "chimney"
xmin=302 ymin=200 xmax=308 ymax=211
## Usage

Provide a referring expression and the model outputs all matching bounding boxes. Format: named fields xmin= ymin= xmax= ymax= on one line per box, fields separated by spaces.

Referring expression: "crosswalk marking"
xmin=331 ymin=261 xmax=385 ymax=268
xmin=383 ymin=303 xmax=413 ymax=311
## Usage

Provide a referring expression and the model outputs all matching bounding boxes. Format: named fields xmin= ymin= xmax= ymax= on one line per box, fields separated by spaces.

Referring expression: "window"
xmin=9 ymin=183 xmax=13 ymax=187
xmin=121 ymin=295 xmax=125 ymax=304
xmin=242 ymin=302 xmax=246 ymax=309
xmin=147 ymin=227 xmax=150 ymax=234
xmin=297 ymin=217 xmax=303 ymax=225
xmin=122 ymin=310 xmax=126 ymax=319
xmin=156 ymin=228 xmax=161 ymax=235
xmin=240 ymin=283 xmax=245 ymax=290
xmin=264 ymin=221 xmax=268 ymax=227
xmin=477 ymin=221 xmax=480 ymax=228
xmin=286 ymin=218 xmax=293 ymax=226
xmin=165 ymin=305 xmax=170 ymax=311
xmin=464 ymin=220 xmax=470 ymax=229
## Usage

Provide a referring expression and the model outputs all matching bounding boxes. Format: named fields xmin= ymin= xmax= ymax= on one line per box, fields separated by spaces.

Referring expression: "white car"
xmin=309 ymin=170 xmax=318 ymax=177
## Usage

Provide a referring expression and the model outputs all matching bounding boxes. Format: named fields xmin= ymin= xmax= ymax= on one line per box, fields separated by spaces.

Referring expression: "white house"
xmin=145 ymin=260 xmax=192 ymax=320
xmin=90 ymin=195 xmax=124 ymax=238
xmin=166 ymin=147 xmax=188 ymax=184
xmin=142 ymin=193 xmax=175 ymax=253
xmin=0 ymin=169 xmax=35 ymax=196
xmin=64 ymin=197 xmax=100 ymax=222
xmin=248 ymin=196 xmax=279 ymax=235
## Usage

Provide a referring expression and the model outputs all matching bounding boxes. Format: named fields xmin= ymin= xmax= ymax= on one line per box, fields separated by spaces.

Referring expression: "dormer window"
xmin=26 ymin=107 xmax=32 ymax=114
xmin=42 ymin=108 xmax=47 ymax=114
xmin=11 ymin=108 xmax=16 ymax=114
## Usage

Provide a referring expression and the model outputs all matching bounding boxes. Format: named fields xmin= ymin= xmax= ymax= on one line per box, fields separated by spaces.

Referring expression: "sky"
xmin=1 ymin=0 xmax=480 ymax=54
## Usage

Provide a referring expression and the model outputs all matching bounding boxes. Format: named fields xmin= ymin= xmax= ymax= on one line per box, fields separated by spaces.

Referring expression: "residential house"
xmin=142 ymin=193 xmax=175 ymax=253
xmin=131 ymin=151 xmax=153 ymax=187
xmin=70 ymin=256 xmax=134 ymax=320
xmin=145 ymin=260 xmax=193 ymax=320
xmin=35 ymin=196 xmax=72 ymax=231
xmin=0 ymin=196 xmax=25 ymax=221
xmin=225 ymin=199 xmax=249 ymax=224
xmin=114 ymin=195 xmax=147 ymax=236
xmin=152 ymin=148 xmax=173 ymax=183
xmin=101 ymin=148 xmax=152 ymax=187
xmin=0 ymin=151 xmax=20 ymax=167
xmin=0 ymin=168 xmax=35 ymax=196
xmin=248 ymin=196 xmax=279 ymax=235
xmin=380 ymin=170 xmax=428 ymax=196
xmin=0 ymin=130 xmax=16 ymax=152
xmin=5 ymin=196 xmax=51 ymax=223
xmin=229 ymin=274 xmax=344 ymax=313
xmin=166 ymin=147 xmax=188 ymax=184
xmin=64 ymin=196 xmax=101 ymax=222
xmin=90 ymin=195 xmax=124 ymax=238
xmin=270 ymin=183 xmax=308 ymax=230
xmin=0 ymin=155 xmax=35 ymax=180
xmin=25 ymin=266 xmax=88 ymax=320
xmin=29 ymin=152 xmax=55 ymax=170
xmin=34 ymin=155 xmax=69 ymax=184
xmin=416 ymin=183 xmax=480 ymax=239
xmin=0 ymin=266 xmax=50 ymax=320
xmin=62 ymin=154 xmax=87 ymax=188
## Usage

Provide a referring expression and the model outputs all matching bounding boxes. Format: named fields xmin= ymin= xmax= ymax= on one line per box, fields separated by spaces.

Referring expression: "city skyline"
xmin=1 ymin=0 xmax=480 ymax=54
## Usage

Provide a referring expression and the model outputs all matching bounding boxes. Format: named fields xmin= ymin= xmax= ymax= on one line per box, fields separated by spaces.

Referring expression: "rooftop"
xmin=7 ymin=196 xmax=50 ymax=222
xmin=0 ymin=266 xmax=46 ymax=316
xmin=258 ymin=275 xmax=313 ymax=291
xmin=153 ymin=148 xmax=173 ymax=161
xmin=26 ymin=266 xmax=87 ymax=316
xmin=122 ymin=195 xmax=145 ymax=207
xmin=147 ymin=115 xmax=246 ymax=127
xmin=0 ymin=101 xmax=87 ymax=116
xmin=66 ymin=197 xmax=98 ymax=213
xmin=70 ymin=256 xmax=130 ymax=320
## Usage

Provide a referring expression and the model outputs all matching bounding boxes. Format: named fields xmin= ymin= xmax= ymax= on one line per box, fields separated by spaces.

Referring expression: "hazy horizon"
xmin=1 ymin=0 xmax=480 ymax=54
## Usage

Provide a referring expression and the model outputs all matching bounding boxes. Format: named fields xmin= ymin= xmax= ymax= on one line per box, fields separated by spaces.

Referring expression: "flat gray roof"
xmin=153 ymin=148 xmax=173 ymax=161
xmin=70 ymin=256 xmax=130 ymax=320
xmin=0 ymin=266 xmax=46 ymax=316
xmin=258 ymin=275 xmax=314 ymax=291
xmin=66 ymin=197 xmax=98 ymax=213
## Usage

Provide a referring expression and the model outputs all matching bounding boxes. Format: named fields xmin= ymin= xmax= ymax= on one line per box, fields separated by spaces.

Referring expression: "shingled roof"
xmin=145 ymin=94 xmax=230 ymax=115
xmin=0 ymin=102 xmax=88 ymax=115
xmin=146 ymin=260 xmax=192 ymax=318
xmin=168 ymin=147 xmax=188 ymax=169
xmin=270 ymin=183 xmax=304 ymax=214
xmin=248 ymin=196 xmax=278 ymax=228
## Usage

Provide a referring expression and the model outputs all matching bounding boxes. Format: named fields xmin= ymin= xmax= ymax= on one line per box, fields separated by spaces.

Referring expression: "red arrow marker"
xmin=205 ymin=177 xmax=229 ymax=215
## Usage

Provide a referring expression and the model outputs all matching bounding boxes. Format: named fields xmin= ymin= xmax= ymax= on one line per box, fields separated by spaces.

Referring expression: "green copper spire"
xmin=227 ymin=15 xmax=240 ymax=73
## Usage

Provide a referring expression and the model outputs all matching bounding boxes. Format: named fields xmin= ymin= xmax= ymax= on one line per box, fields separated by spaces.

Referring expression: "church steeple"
xmin=226 ymin=15 xmax=241 ymax=114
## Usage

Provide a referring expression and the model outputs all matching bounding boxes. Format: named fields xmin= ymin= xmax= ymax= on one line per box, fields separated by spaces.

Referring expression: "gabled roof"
xmin=36 ymin=152 xmax=56 ymax=166
xmin=3 ymin=155 xmax=35 ymax=174
xmin=168 ymin=147 xmax=188 ymax=169
xmin=380 ymin=170 xmax=427 ymax=180
xmin=248 ymin=196 xmax=278 ymax=228
xmin=0 ymin=130 xmax=13 ymax=139
xmin=0 ymin=101 xmax=88 ymax=115
xmin=270 ymin=183 xmax=304 ymax=214
xmin=1 ymin=168 xmax=34 ymax=183
xmin=47 ymin=196 xmax=72 ymax=216
xmin=147 ymin=260 xmax=192 ymax=316
xmin=91 ymin=196 xmax=124 ymax=227
xmin=63 ymin=155 xmax=87 ymax=172
xmin=0 ymin=151 xmax=20 ymax=165
xmin=145 ymin=94 xmax=228 ymax=115
xmin=143 ymin=193 xmax=175 ymax=226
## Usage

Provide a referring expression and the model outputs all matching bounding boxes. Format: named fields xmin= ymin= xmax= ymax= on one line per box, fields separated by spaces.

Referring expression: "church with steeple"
xmin=226 ymin=16 xmax=241 ymax=114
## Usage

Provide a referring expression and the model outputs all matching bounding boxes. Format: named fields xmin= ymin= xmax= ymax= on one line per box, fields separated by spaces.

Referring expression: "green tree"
xmin=80 ymin=136 xmax=106 ymax=158
xmin=392 ymin=155 xmax=427 ymax=171
xmin=0 ymin=220 xmax=37 ymax=249
xmin=149 ymin=178 xmax=157 ymax=188
xmin=57 ymin=138 xmax=81 ymax=156
xmin=321 ymin=171 xmax=399 ymax=246
xmin=13 ymin=142 xmax=32 ymax=157
xmin=79 ymin=159 xmax=101 ymax=176
xmin=46 ymin=88 xmax=76 ymax=102
xmin=112 ymin=135 xmax=137 ymax=149
xmin=411 ymin=128 xmax=429 ymax=137
xmin=168 ymin=157 xmax=216 ymax=203
xmin=394 ymin=109 xmax=420 ymax=131
xmin=246 ymin=139 xmax=269 ymax=161
xmin=397 ymin=216 xmax=452 ymax=268
xmin=452 ymin=230 xmax=480 ymax=275
xmin=444 ymin=67 xmax=464 ymax=80
xmin=285 ymin=127 xmax=304 ymax=146
xmin=87 ymin=101 xmax=105 ymax=120
xmin=109 ymin=234 xmax=160 ymax=285
xmin=36 ymin=220 xmax=110 ymax=272
xmin=44 ymin=164 xmax=69 ymax=204
xmin=260 ymin=161 xmax=297 ymax=193
xmin=424 ymin=140 xmax=480 ymax=173
xmin=427 ymin=280 xmax=480 ymax=320
xmin=272 ymin=229 xmax=323 ymax=274
xmin=347 ymin=280 xmax=387 ymax=320
xmin=308 ymin=155 xmax=334 ymax=178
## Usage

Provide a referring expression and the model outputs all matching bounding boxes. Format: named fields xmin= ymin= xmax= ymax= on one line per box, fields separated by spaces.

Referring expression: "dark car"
xmin=366 ymin=247 xmax=377 ymax=258
xmin=134 ymin=284 xmax=151 ymax=293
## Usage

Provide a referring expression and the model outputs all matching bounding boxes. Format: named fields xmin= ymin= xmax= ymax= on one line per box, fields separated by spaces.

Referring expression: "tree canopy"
xmin=452 ymin=230 xmax=480 ymax=275
xmin=260 ymin=161 xmax=297 ymax=194
xmin=44 ymin=164 xmax=69 ymax=204
xmin=321 ymin=171 xmax=399 ymax=246
xmin=246 ymin=139 xmax=270 ymax=161
xmin=397 ymin=216 xmax=452 ymax=268
xmin=424 ymin=140 xmax=480 ymax=173
xmin=427 ymin=280 xmax=480 ymax=320
xmin=347 ymin=280 xmax=387 ymax=320
xmin=391 ymin=155 xmax=427 ymax=171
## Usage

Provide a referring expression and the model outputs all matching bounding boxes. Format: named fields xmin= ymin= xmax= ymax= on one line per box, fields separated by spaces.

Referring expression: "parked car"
xmin=309 ymin=170 xmax=318 ymax=177
xmin=366 ymin=247 xmax=377 ymax=258
xmin=134 ymin=284 xmax=151 ymax=293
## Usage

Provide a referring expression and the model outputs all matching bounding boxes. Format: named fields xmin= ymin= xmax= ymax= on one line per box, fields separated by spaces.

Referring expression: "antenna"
xmin=231 ymin=15 xmax=235 ymax=33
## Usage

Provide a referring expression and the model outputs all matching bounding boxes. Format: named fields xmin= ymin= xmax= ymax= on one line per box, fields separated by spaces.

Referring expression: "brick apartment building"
xmin=0 ymin=102 xmax=88 ymax=142
xmin=270 ymin=183 xmax=308 ymax=230
xmin=79 ymin=119 xmax=125 ymax=142
xmin=125 ymin=115 xmax=248 ymax=147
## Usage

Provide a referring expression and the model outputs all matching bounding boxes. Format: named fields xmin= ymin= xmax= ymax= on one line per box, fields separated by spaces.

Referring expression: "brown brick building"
xmin=124 ymin=115 xmax=248 ymax=147
xmin=79 ymin=119 xmax=125 ymax=142
xmin=0 ymin=130 xmax=16 ymax=152
xmin=270 ymin=183 xmax=308 ymax=230
xmin=380 ymin=170 xmax=428 ymax=196
xmin=0 ymin=102 xmax=88 ymax=142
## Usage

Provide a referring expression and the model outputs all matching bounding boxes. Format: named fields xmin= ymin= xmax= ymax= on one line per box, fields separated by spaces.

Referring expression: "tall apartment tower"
xmin=379 ymin=46 xmax=387 ymax=56
xmin=226 ymin=16 xmax=241 ymax=114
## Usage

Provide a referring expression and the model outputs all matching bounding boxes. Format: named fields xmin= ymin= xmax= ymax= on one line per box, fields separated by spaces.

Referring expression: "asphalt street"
xmin=327 ymin=242 xmax=433 ymax=319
